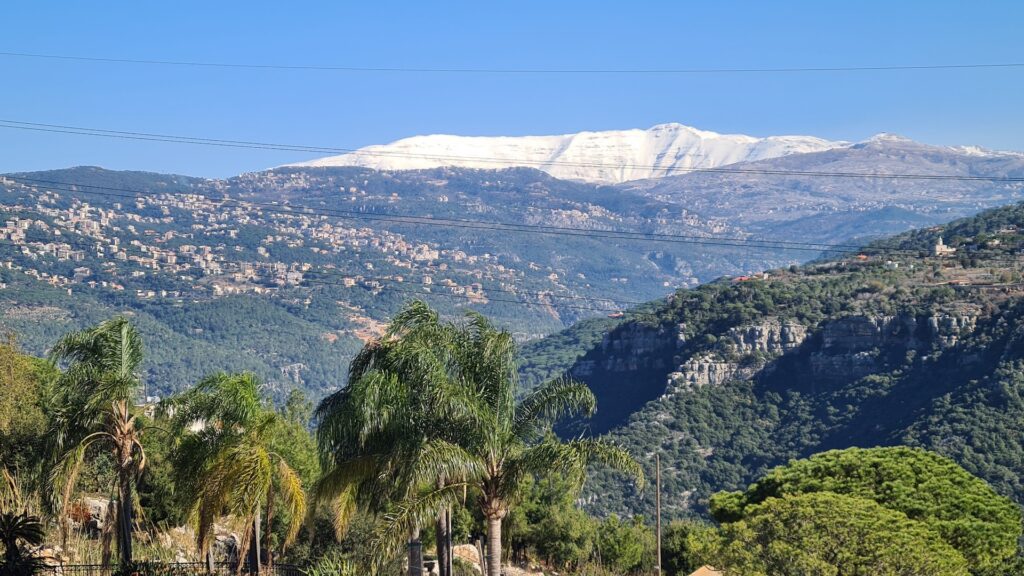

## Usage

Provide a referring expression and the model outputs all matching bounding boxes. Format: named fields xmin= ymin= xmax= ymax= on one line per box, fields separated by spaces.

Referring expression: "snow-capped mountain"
xmin=286 ymin=123 xmax=844 ymax=184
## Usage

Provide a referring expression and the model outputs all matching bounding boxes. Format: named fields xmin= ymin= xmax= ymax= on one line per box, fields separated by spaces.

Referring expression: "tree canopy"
xmin=700 ymin=492 xmax=971 ymax=576
xmin=709 ymin=446 xmax=1022 ymax=573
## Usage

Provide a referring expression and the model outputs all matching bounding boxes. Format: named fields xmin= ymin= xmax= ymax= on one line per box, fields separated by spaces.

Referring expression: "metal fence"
xmin=40 ymin=562 xmax=305 ymax=576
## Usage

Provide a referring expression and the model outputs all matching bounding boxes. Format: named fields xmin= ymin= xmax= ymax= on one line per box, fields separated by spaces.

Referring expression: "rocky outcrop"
xmin=821 ymin=315 xmax=913 ymax=351
xmin=573 ymin=323 xmax=671 ymax=377
xmin=821 ymin=312 xmax=977 ymax=352
xmin=723 ymin=319 xmax=808 ymax=355
xmin=68 ymin=496 xmax=112 ymax=536
xmin=667 ymin=312 xmax=979 ymax=391
xmin=30 ymin=545 xmax=67 ymax=571
xmin=669 ymin=354 xmax=745 ymax=389
xmin=668 ymin=319 xmax=808 ymax=390
xmin=928 ymin=313 xmax=977 ymax=347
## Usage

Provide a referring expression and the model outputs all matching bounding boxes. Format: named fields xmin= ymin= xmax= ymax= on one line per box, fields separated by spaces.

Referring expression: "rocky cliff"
xmin=523 ymin=200 xmax=1024 ymax=518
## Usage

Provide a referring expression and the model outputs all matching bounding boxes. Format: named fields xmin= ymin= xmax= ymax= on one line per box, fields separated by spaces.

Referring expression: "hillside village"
xmin=0 ymin=175 xmax=521 ymax=304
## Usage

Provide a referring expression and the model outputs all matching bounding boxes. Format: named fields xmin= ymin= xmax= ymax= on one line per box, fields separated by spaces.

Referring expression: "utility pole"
xmin=655 ymin=453 xmax=662 ymax=576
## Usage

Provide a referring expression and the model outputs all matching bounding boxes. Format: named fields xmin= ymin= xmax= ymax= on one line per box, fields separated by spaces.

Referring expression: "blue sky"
xmin=1 ymin=0 xmax=1022 ymax=177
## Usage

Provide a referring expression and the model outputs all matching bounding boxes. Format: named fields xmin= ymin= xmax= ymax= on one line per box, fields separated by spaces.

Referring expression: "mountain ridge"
xmin=285 ymin=123 xmax=1024 ymax=185
xmin=517 ymin=201 xmax=1024 ymax=518
xmin=286 ymin=123 xmax=844 ymax=183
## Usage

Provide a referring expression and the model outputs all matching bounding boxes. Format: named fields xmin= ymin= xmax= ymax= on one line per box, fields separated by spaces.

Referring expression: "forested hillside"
xmin=518 ymin=201 xmax=1024 ymax=518
xmin=0 ymin=165 xmax=791 ymax=399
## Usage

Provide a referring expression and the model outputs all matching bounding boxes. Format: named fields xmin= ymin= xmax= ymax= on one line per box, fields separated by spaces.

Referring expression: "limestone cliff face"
xmin=563 ymin=307 xmax=981 ymax=433
xmin=667 ymin=318 xmax=809 ymax=391
xmin=724 ymin=320 xmax=809 ymax=355
xmin=566 ymin=321 xmax=680 ymax=433
xmin=667 ymin=311 xmax=978 ymax=392
xmin=669 ymin=354 xmax=746 ymax=389
xmin=572 ymin=323 xmax=672 ymax=377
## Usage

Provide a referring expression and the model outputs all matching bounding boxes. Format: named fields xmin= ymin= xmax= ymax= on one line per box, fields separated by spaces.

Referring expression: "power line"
xmin=304 ymin=270 xmax=651 ymax=309
xmin=0 ymin=234 xmax=645 ymax=313
xmin=2 ymin=119 xmax=1024 ymax=183
xmin=3 ymin=175 xmax=875 ymax=254
xmin=305 ymin=278 xmax=638 ymax=313
xmin=13 ymin=174 xmax=1024 ymax=269
xmin=3 ymin=198 xmax=1023 ymax=317
xmin=2 ymin=51 xmax=1023 ymax=75
xmin=23 ymin=173 xmax=1024 ymax=265
xmin=9 ymin=174 xmax=1024 ymax=267
xmin=0 ymin=201 xmax=654 ymax=309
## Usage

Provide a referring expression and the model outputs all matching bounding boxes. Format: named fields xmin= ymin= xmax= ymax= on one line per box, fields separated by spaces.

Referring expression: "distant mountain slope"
xmin=519 ymin=202 xmax=1024 ymax=518
xmin=0 ymin=165 xmax=792 ymax=399
xmin=5 ymin=134 xmax=1024 ymax=403
xmin=286 ymin=123 xmax=841 ymax=183
xmin=622 ymin=134 xmax=1024 ymax=243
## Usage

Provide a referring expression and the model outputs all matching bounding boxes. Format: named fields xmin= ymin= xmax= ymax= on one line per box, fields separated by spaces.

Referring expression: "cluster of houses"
xmin=0 ymin=180 xmax=543 ymax=304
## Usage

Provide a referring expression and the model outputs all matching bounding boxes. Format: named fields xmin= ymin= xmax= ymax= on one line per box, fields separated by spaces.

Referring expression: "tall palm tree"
xmin=168 ymin=372 xmax=306 ymax=572
xmin=390 ymin=312 xmax=645 ymax=576
xmin=45 ymin=317 xmax=148 ymax=570
xmin=315 ymin=301 xmax=479 ymax=576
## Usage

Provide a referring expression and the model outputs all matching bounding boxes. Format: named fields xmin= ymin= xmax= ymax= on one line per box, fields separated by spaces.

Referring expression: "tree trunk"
xmin=486 ymin=516 xmax=502 ymax=576
xmin=117 ymin=470 xmax=134 ymax=569
xmin=436 ymin=511 xmax=450 ymax=576
xmin=446 ymin=509 xmax=453 ymax=576
xmin=250 ymin=508 xmax=262 ymax=575
xmin=408 ymin=525 xmax=423 ymax=576
xmin=264 ymin=483 xmax=274 ymax=570
xmin=475 ymin=538 xmax=486 ymax=576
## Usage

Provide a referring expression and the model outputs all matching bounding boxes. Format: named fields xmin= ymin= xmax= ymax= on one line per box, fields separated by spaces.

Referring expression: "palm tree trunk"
xmin=251 ymin=508 xmax=262 ymax=575
xmin=486 ymin=516 xmax=502 ymax=576
xmin=435 ymin=511 xmax=449 ymax=576
xmin=446 ymin=509 xmax=453 ymax=576
xmin=116 ymin=470 xmax=134 ymax=569
xmin=264 ymin=483 xmax=274 ymax=570
xmin=408 ymin=525 xmax=423 ymax=576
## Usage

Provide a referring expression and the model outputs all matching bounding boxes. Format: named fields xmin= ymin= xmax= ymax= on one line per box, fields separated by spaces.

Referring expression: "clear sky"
xmin=1 ymin=0 xmax=1022 ymax=177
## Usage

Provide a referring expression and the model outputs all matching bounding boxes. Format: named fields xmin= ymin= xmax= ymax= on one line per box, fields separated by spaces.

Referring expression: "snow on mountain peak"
xmin=286 ymin=124 xmax=845 ymax=184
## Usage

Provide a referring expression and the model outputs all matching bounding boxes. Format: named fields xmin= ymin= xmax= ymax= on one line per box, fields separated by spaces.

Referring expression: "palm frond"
xmin=45 ymin=434 xmax=105 ymax=514
xmin=370 ymin=482 xmax=470 ymax=569
xmin=513 ymin=378 xmax=596 ymax=439
xmin=327 ymin=486 xmax=358 ymax=541
xmin=311 ymin=455 xmax=379 ymax=505
xmin=274 ymin=458 xmax=307 ymax=547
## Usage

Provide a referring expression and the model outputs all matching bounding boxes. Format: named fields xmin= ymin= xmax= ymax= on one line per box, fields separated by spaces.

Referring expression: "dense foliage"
xmin=315 ymin=301 xmax=643 ymax=576
xmin=709 ymin=447 xmax=1022 ymax=572
xmin=513 ymin=200 xmax=1024 ymax=523
xmin=700 ymin=492 xmax=971 ymax=576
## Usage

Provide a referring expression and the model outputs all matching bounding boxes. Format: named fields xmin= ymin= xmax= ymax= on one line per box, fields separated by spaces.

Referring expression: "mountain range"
xmin=2 ymin=125 xmax=1024 ymax=403
xmin=287 ymin=123 xmax=843 ymax=183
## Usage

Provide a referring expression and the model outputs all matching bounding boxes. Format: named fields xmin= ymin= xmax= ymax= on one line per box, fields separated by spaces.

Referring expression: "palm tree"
xmin=0 ymin=510 xmax=44 ymax=574
xmin=168 ymin=372 xmax=306 ymax=573
xmin=315 ymin=301 xmax=479 ymax=576
xmin=391 ymin=312 xmax=645 ymax=576
xmin=45 ymin=317 xmax=148 ymax=570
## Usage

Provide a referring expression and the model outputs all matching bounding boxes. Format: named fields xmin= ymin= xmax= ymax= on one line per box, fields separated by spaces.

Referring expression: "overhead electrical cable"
xmin=2 ymin=120 xmax=1024 ymax=183
xmin=1 ymin=51 xmax=1022 ymax=74
xmin=12 ymin=174 xmax=1024 ymax=267
xmin=0 ymin=234 xmax=646 ymax=313
xmin=2 ymin=175 xmax=898 ymax=255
